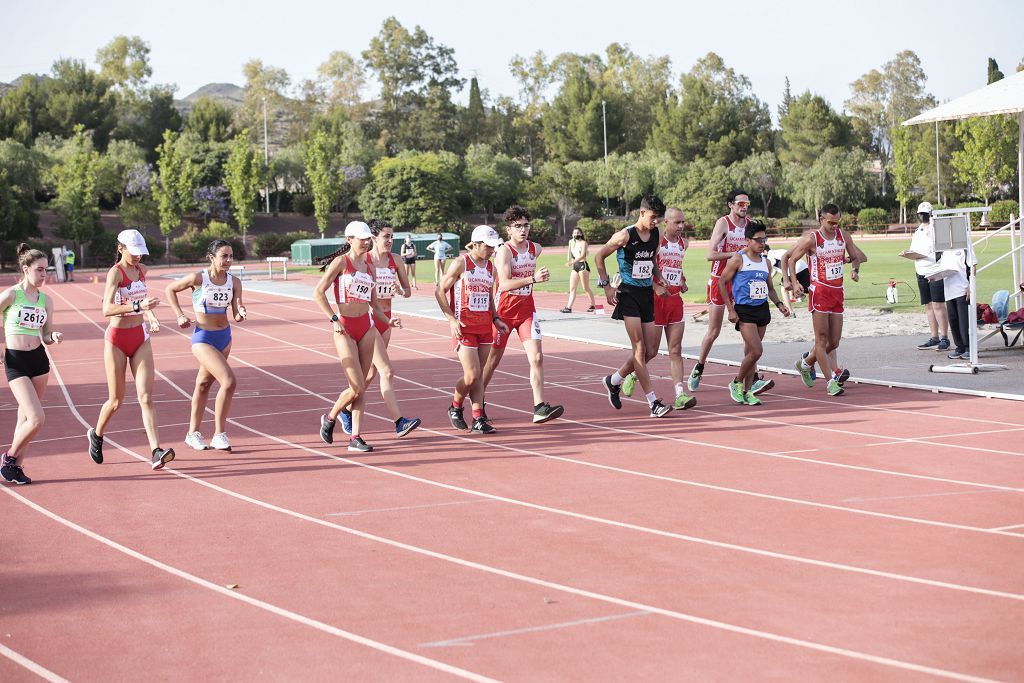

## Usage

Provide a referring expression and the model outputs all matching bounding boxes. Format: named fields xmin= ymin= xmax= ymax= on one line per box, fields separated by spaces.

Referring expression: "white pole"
xmin=262 ymin=96 xmax=271 ymax=214
xmin=935 ymin=121 xmax=942 ymax=206
xmin=602 ymin=100 xmax=609 ymax=214
xmin=967 ymin=227 xmax=979 ymax=366
xmin=1016 ymin=112 xmax=1024 ymax=304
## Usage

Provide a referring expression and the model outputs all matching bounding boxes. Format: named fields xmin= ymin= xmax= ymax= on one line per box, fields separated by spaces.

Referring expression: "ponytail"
xmin=16 ymin=243 xmax=47 ymax=271
xmin=314 ymin=243 xmax=352 ymax=272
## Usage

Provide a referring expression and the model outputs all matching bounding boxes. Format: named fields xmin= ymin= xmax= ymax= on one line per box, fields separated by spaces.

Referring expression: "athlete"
xmin=87 ymin=229 xmax=175 ymax=470
xmin=400 ymin=234 xmax=418 ymax=290
xmin=427 ymin=233 xmax=451 ymax=284
xmin=561 ymin=227 xmax=596 ymax=313
xmin=329 ymin=219 xmax=420 ymax=439
xmin=620 ymin=207 xmax=697 ymax=410
xmin=166 ymin=239 xmax=248 ymax=452
xmin=480 ymin=205 xmax=564 ymax=424
xmin=782 ymin=203 xmax=867 ymax=396
xmin=596 ymin=194 xmax=673 ymax=418
xmin=435 ymin=225 xmax=508 ymax=434
xmin=315 ymin=221 xmax=401 ymax=453
xmin=688 ymin=190 xmax=773 ymax=396
xmin=718 ymin=221 xmax=791 ymax=405
xmin=1 ymin=245 xmax=64 ymax=485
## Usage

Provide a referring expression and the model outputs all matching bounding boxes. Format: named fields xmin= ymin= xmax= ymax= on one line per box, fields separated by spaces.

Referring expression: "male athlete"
xmin=688 ymin=190 xmax=773 ymax=396
xmin=619 ymin=207 xmax=696 ymax=410
xmin=596 ymin=195 xmax=673 ymax=418
xmin=479 ymin=205 xmax=564 ymax=424
xmin=782 ymin=203 xmax=867 ymax=397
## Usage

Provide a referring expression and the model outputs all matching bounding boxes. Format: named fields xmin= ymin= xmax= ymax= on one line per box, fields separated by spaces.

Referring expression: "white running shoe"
xmin=185 ymin=431 xmax=209 ymax=450
xmin=210 ymin=432 xmax=232 ymax=451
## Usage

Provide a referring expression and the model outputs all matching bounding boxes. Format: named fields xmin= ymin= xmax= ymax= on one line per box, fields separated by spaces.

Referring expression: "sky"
xmin=1 ymin=0 xmax=1022 ymax=120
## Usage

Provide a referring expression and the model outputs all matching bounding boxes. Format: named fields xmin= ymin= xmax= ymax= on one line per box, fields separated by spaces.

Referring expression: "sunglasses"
xmin=750 ymin=237 xmax=768 ymax=244
xmin=824 ymin=219 xmax=841 ymax=226
xmin=733 ymin=201 xmax=751 ymax=208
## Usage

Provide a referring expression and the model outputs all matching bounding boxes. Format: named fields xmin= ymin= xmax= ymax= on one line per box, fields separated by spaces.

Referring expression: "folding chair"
xmin=980 ymin=290 xmax=1024 ymax=347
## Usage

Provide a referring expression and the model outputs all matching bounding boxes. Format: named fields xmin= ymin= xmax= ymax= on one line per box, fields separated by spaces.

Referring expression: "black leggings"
xmin=945 ymin=295 xmax=970 ymax=353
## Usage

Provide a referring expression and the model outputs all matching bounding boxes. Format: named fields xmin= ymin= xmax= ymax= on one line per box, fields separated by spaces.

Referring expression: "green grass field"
xmin=297 ymin=237 xmax=1019 ymax=312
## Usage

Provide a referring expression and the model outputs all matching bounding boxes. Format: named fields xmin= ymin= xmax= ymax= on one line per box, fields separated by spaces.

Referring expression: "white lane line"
xmin=988 ymin=523 xmax=1024 ymax=532
xmin=0 ymin=643 xmax=69 ymax=683
xmin=842 ymin=490 xmax=1024 ymax=503
xmin=419 ymin=610 xmax=653 ymax=648
xmin=45 ymin=289 xmax=1011 ymax=680
xmin=0 ymin=487 xmax=495 ymax=683
xmin=325 ymin=499 xmax=496 ymax=517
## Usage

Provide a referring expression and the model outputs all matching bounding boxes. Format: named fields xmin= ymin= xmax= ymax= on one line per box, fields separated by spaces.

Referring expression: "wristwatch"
xmin=330 ymin=314 xmax=340 ymax=323
xmin=597 ymin=278 xmax=610 ymax=287
xmin=132 ymin=300 xmax=141 ymax=313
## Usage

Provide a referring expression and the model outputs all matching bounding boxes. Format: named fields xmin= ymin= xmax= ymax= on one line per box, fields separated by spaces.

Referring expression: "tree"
xmin=528 ymin=161 xmax=599 ymax=236
xmin=778 ymin=91 xmax=853 ymax=167
xmin=237 ymin=59 xmax=291 ymax=146
xmin=778 ymin=76 xmax=792 ymax=120
xmin=39 ymin=58 xmax=117 ymax=149
xmin=987 ymin=58 xmax=1005 ymax=84
xmin=303 ymin=50 xmax=366 ymax=110
xmin=0 ymin=77 xmax=45 ymax=145
xmin=509 ymin=50 xmax=555 ymax=171
xmin=52 ymin=125 xmax=101 ymax=245
xmin=96 ymin=139 xmax=146 ymax=204
xmin=730 ymin=151 xmax=783 ymax=217
xmin=152 ymin=130 xmax=200 ymax=242
xmin=952 ymin=115 xmax=1018 ymax=204
xmin=541 ymin=62 xmax=604 ymax=162
xmin=0 ymin=140 xmax=43 ymax=247
xmin=184 ymin=96 xmax=234 ymax=143
xmin=357 ymin=151 xmax=461 ymax=229
xmin=96 ymin=35 xmax=152 ymax=97
xmin=463 ymin=143 xmax=525 ymax=222
xmin=462 ymin=76 xmax=487 ymax=146
xmin=891 ymin=125 xmax=926 ymax=223
xmin=224 ymin=131 xmax=263 ymax=240
xmin=651 ymin=53 xmax=771 ymax=166
xmin=595 ymin=44 xmax=672 ymax=154
xmin=111 ymin=85 xmax=182 ymax=161
xmin=785 ymin=147 xmax=872 ymax=217
xmin=664 ymin=158 xmax=734 ymax=235
xmin=302 ymin=129 xmax=343 ymax=237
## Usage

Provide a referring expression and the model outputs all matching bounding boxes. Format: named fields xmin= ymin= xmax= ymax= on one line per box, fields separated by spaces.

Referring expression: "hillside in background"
xmin=173 ymin=82 xmax=245 ymax=115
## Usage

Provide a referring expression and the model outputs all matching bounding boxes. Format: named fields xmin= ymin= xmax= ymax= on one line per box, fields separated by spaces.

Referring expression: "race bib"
xmin=206 ymin=287 xmax=231 ymax=306
xmin=825 ymin=262 xmax=844 ymax=281
xmin=346 ymin=274 xmax=373 ymax=302
xmin=749 ymin=280 xmax=768 ymax=300
xmin=663 ymin=267 xmax=682 ymax=286
xmin=17 ymin=306 xmax=46 ymax=330
xmin=468 ymin=291 xmax=489 ymax=311
xmin=375 ymin=269 xmax=397 ymax=299
xmin=631 ymin=260 xmax=653 ymax=280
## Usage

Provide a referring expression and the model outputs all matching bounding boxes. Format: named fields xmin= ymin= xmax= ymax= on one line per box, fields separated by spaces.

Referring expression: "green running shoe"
xmin=729 ymin=380 xmax=745 ymax=404
xmin=826 ymin=378 xmax=844 ymax=396
xmin=687 ymin=364 xmax=703 ymax=392
xmin=795 ymin=358 xmax=814 ymax=388
xmin=621 ymin=372 xmax=637 ymax=398
xmin=674 ymin=392 xmax=697 ymax=410
xmin=750 ymin=374 xmax=775 ymax=395
xmin=744 ymin=391 xmax=762 ymax=405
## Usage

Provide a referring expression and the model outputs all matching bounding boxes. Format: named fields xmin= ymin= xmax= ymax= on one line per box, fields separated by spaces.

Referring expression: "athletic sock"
xmin=610 ymin=372 xmax=624 ymax=385
xmin=472 ymin=408 xmax=482 ymax=420
xmin=800 ymin=359 xmax=811 ymax=370
xmin=674 ymin=382 xmax=686 ymax=397
xmin=646 ymin=392 xmax=657 ymax=406
xmin=452 ymin=400 xmax=462 ymax=409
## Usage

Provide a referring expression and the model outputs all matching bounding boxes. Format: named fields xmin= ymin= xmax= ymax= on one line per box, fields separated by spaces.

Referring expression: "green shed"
xmin=290 ymin=238 xmax=348 ymax=265
xmin=391 ymin=232 xmax=461 ymax=260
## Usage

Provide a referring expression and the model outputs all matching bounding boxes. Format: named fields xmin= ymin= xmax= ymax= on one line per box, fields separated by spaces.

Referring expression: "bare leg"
xmin=350 ymin=331 xmax=378 ymax=436
xmin=468 ymin=344 xmax=490 ymax=412
xmin=522 ymin=337 xmax=545 ymax=406
xmin=810 ymin=312 xmax=835 ymax=381
xmin=370 ymin=333 xmax=401 ymax=421
xmin=454 ymin=344 xmax=484 ymax=407
xmin=932 ymin=302 xmax=949 ymax=338
xmin=736 ymin=323 xmax=765 ymax=389
xmin=664 ymin=322 xmax=685 ymax=390
xmin=697 ymin=304 xmax=726 ymax=364
xmin=7 ymin=374 xmax=48 ymax=461
xmin=566 ymin=270 xmax=579 ymax=310
xmin=129 ymin=342 xmax=161 ymax=451
xmin=328 ymin=333 xmax=366 ymax=422
xmin=192 ymin=342 xmax=236 ymax=434
xmin=95 ymin=343 xmax=128 ymax=436
xmin=617 ymin=317 xmax=658 ymax=396
xmin=580 ymin=270 xmax=595 ymax=307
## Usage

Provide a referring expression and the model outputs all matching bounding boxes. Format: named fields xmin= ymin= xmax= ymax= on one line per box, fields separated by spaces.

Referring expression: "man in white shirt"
xmin=427 ymin=233 xmax=451 ymax=284
xmin=901 ymin=202 xmax=949 ymax=350
xmin=941 ymin=247 xmax=977 ymax=360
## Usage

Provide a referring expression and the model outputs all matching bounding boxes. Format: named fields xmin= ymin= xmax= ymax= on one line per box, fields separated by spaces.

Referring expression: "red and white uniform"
xmin=655 ymin=237 xmax=686 ymax=326
xmin=332 ymin=255 xmax=375 ymax=341
xmin=494 ymin=241 xmax=542 ymax=349
xmin=106 ymin=266 xmax=150 ymax=358
xmin=114 ymin=266 xmax=148 ymax=318
xmin=707 ymin=215 xmax=748 ymax=306
xmin=451 ymin=254 xmax=495 ymax=348
xmin=372 ymin=253 xmax=400 ymax=335
xmin=807 ymin=228 xmax=846 ymax=314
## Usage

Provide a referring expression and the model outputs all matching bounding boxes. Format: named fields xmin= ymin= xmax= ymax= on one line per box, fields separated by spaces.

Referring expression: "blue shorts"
xmin=192 ymin=325 xmax=232 ymax=352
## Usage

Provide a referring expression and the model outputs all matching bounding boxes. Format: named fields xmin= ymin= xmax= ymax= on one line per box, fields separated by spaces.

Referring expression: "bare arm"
xmin=718 ymin=254 xmax=741 ymax=322
xmin=434 ymin=258 xmax=467 ymax=336
xmin=705 ymin=217 xmax=733 ymax=262
xmin=41 ymin=294 xmax=63 ymax=345
xmin=394 ymin=259 xmax=412 ymax=297
xmin=165 ymin=272 xmax=202 ymax=327
xmin=232 ymin=277 xmax=247 ymax=322
xmin=782 ymin=233 xmax=815 ymax=295
xmin=766 ymin=261 xmax=791 ymax=316
xmin=844 ymin=231 xmax=867 ymax=281
xmin=594 ymin=229 xmax=630 ymax=281
xmin=102 ymin=267 xmax=158 ymax=318
xmin=313 ymin=258 xmax=348 ymax=335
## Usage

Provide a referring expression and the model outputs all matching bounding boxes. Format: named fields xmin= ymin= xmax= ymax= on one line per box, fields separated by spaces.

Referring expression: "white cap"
xmin=344 ymin=221 xmax=372 ymax=239
xmin=917 ymin=201 xmax=933 ymax=214
xmin=117 ymin=229 xmax=149 ymax=256
xmin=470 ymin=225 xmax=502 ymax=247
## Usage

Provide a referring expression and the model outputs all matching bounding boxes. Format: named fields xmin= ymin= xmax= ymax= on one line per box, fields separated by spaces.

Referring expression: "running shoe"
xmin=395 ymin=417 xmax=421 ymax=437
xmin=532 ymin=403 xmax=564 ymax=423
xmin=603 ymin=375 xmax=622 ymax=410
xmin=586 ymin=305 xmax=595 ymax=312
xmin=826 ymin=378 xmax=844 ymax=397
xmin=947 ymin=350 xmax=964 ymax=360
xmin=348 ymin=436 xmax=373 ymax=453
xmin=673 ymin=392 xmax=697 ymax=410
xmin=559 ymin=307 xmax=572 ymax=313
xmin=794 ymin=358 xmax=814 ymax=388
xmin=151 ymin=447 xmax=175 ymax=470
xmin=728 ymin=380 xmax=745 ymax=404
xmin=687 ymin=364 xmax=703 ymax=392
xmin=320 ymin=414 xmax=336 ymax=444
xmin=479 ymin=403 xmax=491 ymax=424
xmin=958 ymin=350 xmax=972 ymax=360
xmin=87 ymin=427 xmax=103 ymax=464
xmin=1 ymin=453 xmax=30 ymax=485
xmin=743 ymin=391 xmax=762 ymax=406
xmin=448 ymin=406 xmax=468 ymax=431
xmin=471 ymin=417 xmax=496 ymax=434
xmin=835 ymin=368 xmax=851 ymax=386
xmin=649 ymin=399 xmax=673 ymax=418
xmin=339 ymin=409 xmax=353 ymax=435
xmin=185 ymin=431 xmax=209 ymax=451
xmin=917 ymin=337 xmax=939 ymax=349
xmin=802 ymin=351 xmax=817 ymax=380
xmin=210 ymin=433 xmax=231 ymax=451
xmin=621 ymin=373 xmax=638 ymax=398
xmin=750 ymin=374 xmax=775 ymax=395
xmin=936 ymin=337 xmax=950 ymax=351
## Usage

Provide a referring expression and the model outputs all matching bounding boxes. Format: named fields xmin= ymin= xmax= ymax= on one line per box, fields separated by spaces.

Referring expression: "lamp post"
xmin=262 ymin=96 xmax=270 ymax=214
xmin=602 ymin=100 xmax=609 ymax=214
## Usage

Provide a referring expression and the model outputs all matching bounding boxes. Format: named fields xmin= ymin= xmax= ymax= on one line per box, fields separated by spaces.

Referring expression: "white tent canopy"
xmin=903 ymin=69 xmax=1024 ymax=125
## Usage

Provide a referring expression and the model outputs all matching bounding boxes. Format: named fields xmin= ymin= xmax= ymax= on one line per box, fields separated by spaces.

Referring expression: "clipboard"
xmin=899 ymin=250 xmax=927 ymax=260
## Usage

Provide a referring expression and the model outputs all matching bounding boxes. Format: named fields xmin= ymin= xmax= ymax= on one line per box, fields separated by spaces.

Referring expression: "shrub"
xmin=857 ymin=207 xmax=889 ymax=228
xmin=576 ymin=217 xmax=619 ymax=244
xmin=989 ymin=200 xmax=1019 ymax=226
xmin=775 ymin=217 xmax=802 ymax=229
xmin=839 ymin=213 xmax=857 ymax=230
xmin=528 ymin=219 xmax=555 ymax=246
xmin=172 ymin=222 xmax=246 ymax=263
xmin=293 ymin=194 xmax=315 ymax=217
xmin=253 ymin=230 xmax=315 ymax=258
xmin=955 ymin=202 xmax=985 ymax=227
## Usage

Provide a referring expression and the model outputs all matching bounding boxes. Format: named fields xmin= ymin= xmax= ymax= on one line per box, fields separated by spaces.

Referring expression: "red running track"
xmin=1 ymin=278 xmax=1022 ymax=681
